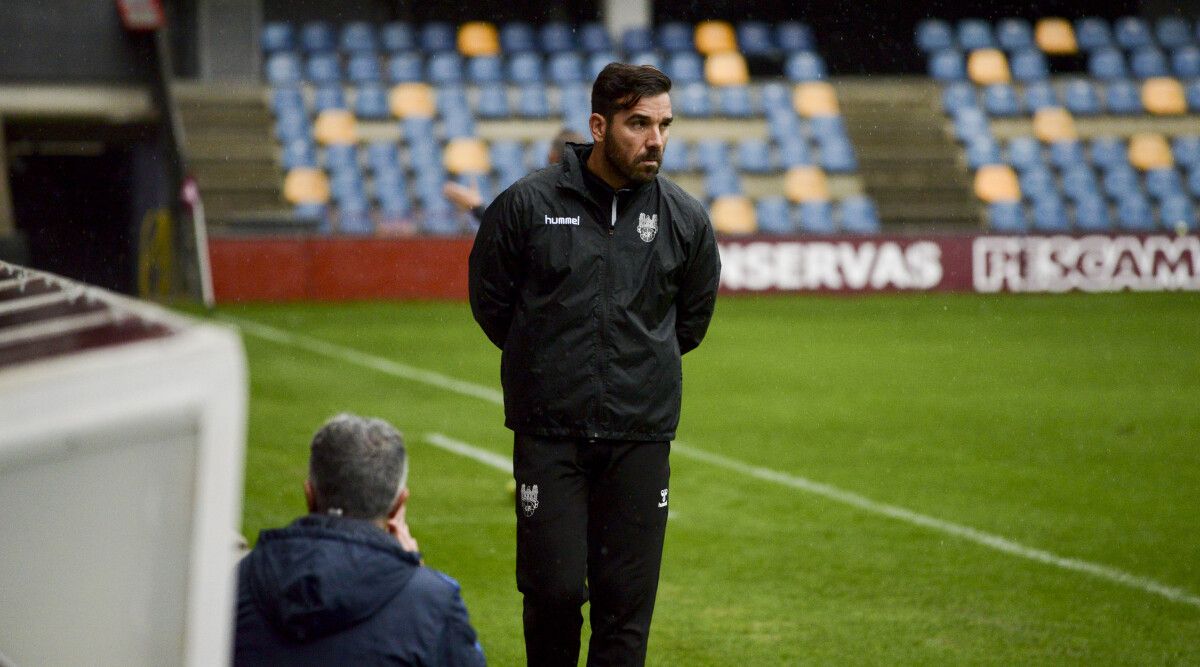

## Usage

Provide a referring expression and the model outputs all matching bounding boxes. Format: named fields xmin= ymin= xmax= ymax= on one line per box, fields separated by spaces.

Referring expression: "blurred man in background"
xmin=444 ymin=128 xmax=586 ymax=219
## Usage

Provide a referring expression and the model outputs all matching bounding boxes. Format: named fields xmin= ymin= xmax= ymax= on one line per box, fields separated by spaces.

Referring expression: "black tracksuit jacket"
xmin=468 ymin=143 xmax=721 ymax=441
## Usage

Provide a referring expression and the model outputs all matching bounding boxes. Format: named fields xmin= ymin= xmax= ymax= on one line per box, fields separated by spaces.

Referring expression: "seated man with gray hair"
xmin=234 ymin=414 xmax=486 ymax=665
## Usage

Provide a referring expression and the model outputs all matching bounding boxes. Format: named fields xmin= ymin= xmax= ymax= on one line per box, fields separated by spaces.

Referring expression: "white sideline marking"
xmin=228 ymin=314 xmax=1200 ymax=609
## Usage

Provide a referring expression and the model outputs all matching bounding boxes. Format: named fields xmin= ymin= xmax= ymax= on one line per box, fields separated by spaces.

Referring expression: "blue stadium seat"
xmin=778 ymin=135 xmax=812 ymax=168
xmin=340 ymin=22 xmax=378 ymax=54
xmin=588 ymin=52 xmax=619 ymax=79
xmin=797 ymin=201 xmax=836 ymax=234
xmin=1062 ymin=166 xmax=1100 ymax=201
xmin=337 ymin=200 xmax=374 ymax=236
xmin=300 ymin=21 xmax=336 ymax=53
xmin=1023 ymin=82 xmax=1060 ymax=110
xmin=1155 ymin=17 xmax=1193 ymax=49
xmin=378 ymin=184 xmax=411 ymax=220
xmin=622 ymin=27 xmax=654 ymax=53
xmin=738 ymin=21 xmax=775 ymax=55
xmin=658 ymin=21 xmax=693 ymax=52
xmin=820 ymin=139 xmax=858 ymax=173
xmin=988 ymin=202 xmax=1028 ymax=233
xmin=1161 ymin=196 xmax=1198 ymax=231
xmin=1106 ymin=80 xmax=1143 ymax=114
xmin=1090 ymin=137 xmax=1128 ymax=171
xmin=354 ymin=84 xmax=389 ymax=119
xmin=330 ymin=166 xmax=365 ymax=199
xmin=1188 ymin=168 xmax=1200 ymax=197
xmin=306 ymin=53 xmax=342 ymax=84
xmin=629 ymin=51 xmax=661 ymax=70
xmin=380 ymin=23 xmax=415 ymax=52
xmin=1114 ymin=17 xmax=1153 ymax=50
xmin=1074 ymin=18 xmax=1114 ymax=52
xmin=983 ymin=84 xmax=1022 ymax=116
xmin=501 ymin=22 xmax=537 ymax=53
xmin=1172 ymin=46 xmax=1200 ymax=78
xmin=262 ymin=22 xmax=294 ymax=53
xmin=1010 ymin=49 xmax=1049 ymax=82
xmin=1145 ymin=168 xmax=1183 ymax=200
xmin=761 ymin=83 xmax=790 ymax=112
xmin=776 ymin=21 xmax=815 ymax=52
xmin=996 ymin=18 xmax=1034 ymax=51
xmin=956 ymin=19 xmax=994 ymax=51
xmin=427 ymin=52 xmax=463 ymax=85
xmin=387 ymin=53 xmax=423 ymax=83
xmin=916 ymin=19 xmax=953 ymax=53
xmin=421 ymin=22 xmax=456 ymax=53
xmin=347 ymin=54 xmax=382 ymax=84
xmin=952 ymin=108 xmax=990 ymax=142
xmin=1063 ymin=79 xmax=1103 ymax=115
xmin=810 ymin=115 xmax=848 ymax=143
xmin=966 ymin=137 xmax=1002 ymax=169
xmin=1116 ymin=193 xmax=1155 ymax=231
xmin=295 ymin=203 xmax=330 ymax=232
xmin=1172 ymin=136 xmax=1200 ymax=170
xmin=435 ymin=86 xmax=468 ymax=116
xmin=549 ymin=52 xmax=585 ymax=84
xmin=266 ymin=53 xmax=303 ymax=86
xmin=718 ymin=86 xmax=754 ymax=117
xmin=941 ymin=82 xmax=977 ymax=114
xmin=786 ymin=51 xmax=827 ymax=81
xmin=490 ymin=139 xmax=524 ymax=172
xmin=441 ymin=110 xmax=476 ymax=140
xmin=1007 ymin=137 xmax=1044 ymax=172
xmin=526 ymin=140 xmax=552 ymax=170
xmin=1088 ymin=48 xmax=1127 ymax=80
xmin=559 ymin=84 xmax=590 ymax=120
xmin=1032 ymin=194 xmax=1071 ymax=232
xmin=421 ymin=197 xmax=463 ymax=236
xmin=1103 ymin=165 xmax=1140 ymax=199
xmin=755 ymin=197 xmax=794 ymax=234
xmin=1073 ymin=195 xmax=1112 ymax=231
xmin=1049 ymin=140 xmax=1085 ymax=170
xmin=1018 ymin=167 xmax=1056 ymax=200
xmin=468 ymin=56 xmax=503 ymax=84
xmin=929 ymin=49 xmax=966 ymax=82
xmin=282 ymin=139 xmax=317 ymax=169
xmin=274 ymin=109 xmax=309 ymax=142
xmin=508 ymin=53 xmax=543 ymax=84
xmin=580 ymin=23 xmax=612 ymax=52
xmin=704 ymin=168 xmax=742 ymax=198
xmin=541 ymin=22 xmax=575 ymax=53
xmin=766 ymin=106 xmax=801 ymax=140
xmin=515 ymin=84 xmax=551 ymax=118
xmin=840 ymin=195 xmax=881 ymax=234
xmin=1130 ymin=47 xmax=1169 ymax=79
xmin=661 ymin=140 xmax=691 ymax=172
xmin=696 ymin=140 xmax=729 ymax=171
xmin=666 ymin=52 xmax=704 ymax=84
xmin=1188 ymin=80 xmax=1200 ymax=112
xmin=367 ymin=141 xmax=400 ymax=171
xmin=736 ymin=139 xmax=774 ymax=173
xmin=404 ymin=118 xmax=436 ymax=149
xmin=324 ymin=144 xmax=359 ymax=172
xmin=271 ymin=86 xmax=305 ymax=114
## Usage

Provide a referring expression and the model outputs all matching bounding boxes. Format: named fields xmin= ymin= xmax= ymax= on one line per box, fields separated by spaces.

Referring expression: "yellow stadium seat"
xmin=710 ymin=195 xmax=757 ymax=235
xmin=457 ymin=21 xmax=500 ymax=57
xmin=1035 ymin=17 xmax=1078 ymax=54
xmin=389 ymin=83 xmax=436 ymax=118
xmin=705 ymin=52 xmax=749 ymax=86
xmin=792 ymin=82 xmax=840 ymax=118
xmin=283 ymin=167 xmax=331 ymax=204
xmin=784 ymin=166 xmax=831 ymax=203
xmin=967 ymin=48 xmax=1011 ymax=85
xmin=973 ymin=165 xmax=1021 ymax=203
xmin=1128 ymin=133 xmax=1174 ymax=170
xmin=1032 ymin=107 xmax=1077 ymax=143
xmin=443 ymin=138 xmax=491 ymax=174
xmin=695 ymin=20 xmax=737 ymax=55
xmin=313 ymin=109 xmax=358 ymax=145
xmin=1141 ymin=77 xmax=1187 ymax=115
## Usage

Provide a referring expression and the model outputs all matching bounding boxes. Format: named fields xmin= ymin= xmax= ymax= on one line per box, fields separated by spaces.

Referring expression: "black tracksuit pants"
xmin=513 ymin=433 xmax=671 ymax=667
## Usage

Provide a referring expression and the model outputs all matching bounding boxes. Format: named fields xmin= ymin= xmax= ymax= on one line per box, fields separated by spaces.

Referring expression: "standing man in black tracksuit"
xmin=468 ymin=63 xmax=721 ymax=666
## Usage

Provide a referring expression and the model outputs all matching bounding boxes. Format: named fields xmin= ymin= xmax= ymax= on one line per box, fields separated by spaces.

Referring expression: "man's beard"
xmin=603 ymin=139 xmax=661 ymax=185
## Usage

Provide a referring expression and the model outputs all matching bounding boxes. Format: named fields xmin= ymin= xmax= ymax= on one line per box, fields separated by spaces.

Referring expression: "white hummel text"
xmin=544 ymin=215 xmax=580 ymax=225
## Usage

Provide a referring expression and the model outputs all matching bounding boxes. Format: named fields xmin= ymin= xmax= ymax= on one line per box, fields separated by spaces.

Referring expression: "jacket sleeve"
xmin=437 ymin=587 xmax=487 ymax=666
xmin=675 ymin=209 xmax=721 ymax=355
xmin=468 ymin=189 xmax=526 ymax=349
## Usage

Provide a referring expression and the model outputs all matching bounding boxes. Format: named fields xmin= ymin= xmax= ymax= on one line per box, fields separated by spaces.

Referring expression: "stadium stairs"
xmin=835 ymin=77 xmax=982 ymax=230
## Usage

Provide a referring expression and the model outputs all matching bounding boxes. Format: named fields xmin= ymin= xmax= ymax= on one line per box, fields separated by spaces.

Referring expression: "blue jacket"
xmin=234 ymin=514 xmax=486 ymax=666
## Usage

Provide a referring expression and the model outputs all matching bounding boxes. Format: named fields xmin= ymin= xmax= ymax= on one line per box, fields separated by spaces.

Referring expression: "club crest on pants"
xmin=520 ymin=483 xmax=539 ymax=517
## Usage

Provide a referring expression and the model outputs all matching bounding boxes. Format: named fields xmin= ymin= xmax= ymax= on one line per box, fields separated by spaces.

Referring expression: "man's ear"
xmin=387 ymin=487 xmax=410 ymax=520
xmin=304 ymin=479 xmax=317 ymax=513
xmin=589 ymin=112 xmax=606 ymax=144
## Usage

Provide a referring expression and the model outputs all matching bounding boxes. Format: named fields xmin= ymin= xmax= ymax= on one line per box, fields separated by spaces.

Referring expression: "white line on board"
xmin=226 ymin=314 xmax=1200 ymax=609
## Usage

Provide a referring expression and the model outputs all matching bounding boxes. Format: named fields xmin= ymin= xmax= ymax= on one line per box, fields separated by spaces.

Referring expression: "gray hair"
xmin=308 ymin=413 xmax=408 ymax=520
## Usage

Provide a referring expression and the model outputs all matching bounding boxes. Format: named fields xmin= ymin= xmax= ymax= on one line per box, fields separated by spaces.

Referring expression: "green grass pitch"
xmin=212 ymin=292 xmax=1200 ymax=664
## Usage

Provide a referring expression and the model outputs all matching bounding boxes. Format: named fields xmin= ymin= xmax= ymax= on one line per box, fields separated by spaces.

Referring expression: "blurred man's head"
xmin=548 ymin=128 xmax=586 ymax=165
xmin=588 ymin=63 xmax=673 ymax=187
xmin=305 ymin=414 xmax=408 ymax=521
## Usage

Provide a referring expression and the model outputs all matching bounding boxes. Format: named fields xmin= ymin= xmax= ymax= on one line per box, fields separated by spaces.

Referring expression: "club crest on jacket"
xmin=520 ymin=483 xmax=539 ymax=517
xmin=637 ymin=213 xmax=658 ymax=243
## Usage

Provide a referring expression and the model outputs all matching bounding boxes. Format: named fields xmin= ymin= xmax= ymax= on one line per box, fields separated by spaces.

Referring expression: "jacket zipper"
xmin=593 ymin=194 xmax=618 ymax=439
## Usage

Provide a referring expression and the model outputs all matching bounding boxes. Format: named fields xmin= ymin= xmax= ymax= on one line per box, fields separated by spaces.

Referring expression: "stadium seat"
xmin=295 ymin=203 xmax=330 ymax=230
xmin=785 ymin=51 xmax=827 ymax=81
xmin=766 ymin=105 xmax=802 ymax=140
xmin=1063 ymin=79 xmax=1103 ymax=115
xmin=347 ymin=54 xmax=382 ymax=84
xmin=1073 ymin=17 xmax=1112 ymax=52
xmin=1173 ymin=46 xmax=1200 ymax=78
xmin=974 ymin=164 xmax=1021 ymax=202
xmin=1130 ymin=47 xmax=1169 ymax=79
xmin=793 ymin=81 xmax=839 ymax=117
xmin=706 ymin=52 xmax=749 ymax=85
xmin=380 ymin=22 xmax=415 ymax=52
xmin=718 ymin=86 xmax=754 ymax=117
xmin=435 ymin=85 xmax=468 ymax=116
xmin=942 ymin=82 xmax=977 ymax=114
xmin=1088 ymin=48 xmax=1127 ymax=80
xmin=1128 ymin=132 xmax=1174 ymax=170
xmin=676 ymin=82 xmax=712 ymax=117
xmin=421 ymin=22 xmax=456 ymax=53
xmin=1102 ymin=165 xmax=1139 ymax=199
xmin=1032 ymin=107 xmax=1077 ymax=143
xmin=300 ymin=21 xmax=336 ymax=53
xmin=282 ymin=139 xmax=317 ymax=170
xmin=916 ymin=19 xmax=954 ymax=53
xmin=1144 ymin=168 xmax=1183 ymax=200
xmin=284 ymin=167 xmax=331 ymax=204
xmin=559 ymin=84 xmax=590 ymax=121
xmin=622 ymin=26 xmax=654 ymax=53
xmin=778 ymin=135 xmax=813 ymax=168
xmin=1142 ymin=77 xmax=1187 ymax=115
xmin=667 ymin=52 xmax=705 ymax=84
xmin=443 ymin=138 xmax=490 ymax=175
xmin=704 ymin=168 xmax=742 ymax=197
xmin=953 ymin=107 xmax=991 ymax=142
xmin=1061 ymin=165 xmax=1100 ymax=201
xmin=548 ymin=52 xmax=585 ymax=84
xmin=784 ymin=166 xmax=830 ymax=202
xmin=1018 ymin=167 xmax=1055 ymax=200
xmin=274 ymin=109 xmax=310 ymax=142
xmin=1171 ymin=136 xmax=1200 ymax=170
xmin=966 ymin=137 xmax=1002 ymax=168
xmin=811 ymin=115 xmax=849 ymax=143
xmin=776 ymin=21 xmax=815 ymax=52
xmin=507 ymin=53 xmax=543 ymax=84
xmin=1161 ymin=196 xmax=1198 ymax=231
xmin=337 ymin=201 xmax=374 ymax=236
xmin=1188 ymin=168 xmax=1200 ymax=197
xmin=341 ymin=22 xmax=378 ymax=54
xmin=367 ymin=141 xmax=400 ymax=171
xmin=389 ymin=83 xmax=436 ymax=118
xmin=1049 ymin=139 xmax=1085 ymax=170
xmin=314 ymin=109 xmax=357 ymax=145
xmin=262 ymin=87 xmax=299 ymax=117
xmin=467 ymin=55 xmax=503 ymax=84
xmin=1114 ymin=16 xmax=1153 ymax=50
xmin=427 ymin=52 xmax=463 ymax=85
xmin=657 ymin=21 xmax=692 ymax=52
xmin=540 ymin=22 xmax=575 ymax=53
xmin=996 ymin=18 xmax=1034 ymax=51
xmin=710 ymin=195 xmax=757 ymax=235
xmin=1116 ymin=193 xmax=1155 ymax=230
xmin=1023 ymin=81 xmax=1060 ymax=110
xmin=353 ymin=84 xmax=389 ymax=119
xmin=421 ymin=198 xmax=463 ymax=236
xmin=1106 ymin=79 xmax=1144 ymax=114
xmin=736 ymin=138 xmax=774 ymax=173
xmin=441 ymin=109 xmax=476 ymax=139
xmin=737 ymin=21 xmax=774 ymax=55
xmin=755 ymin=196 xmax=794 ymax=234
xmin=1188 ymin=80 xmax=1200 ymax=112
xmin=324 ymin=144 xmax=359 ymax=173
xmin=580 ymin=23 xmax=612 ymax=52
xmin=1073 ymin=194 xmax=1112 ymax=231
xmin=262 ymin=22 xmax=294 ymax=53
xmin=1155 ymin=17 xmax=1192 ymax=49
xmin=797 ymin=201 xmax=836 ymax=234
xmin=1032 ymin=194 xmax=1071 ymax=232
xmin=489 ymin=139 xmax=524 ymax=171
xmin=387 ymin=53 xmax=423 ymax=83
xmin=661 ymin=140 xmax=692 ymax=172
xmin=266 ymin=53 xmax=303 ymax=86
xmin=1035 ymin=17 xmax=1078 ymax=54
xmin=983 ymin=84 xmax=1022 ymax=116
xmin=515 ymin=84 xmax=551 ymax=117
xmin=988 ymin=202 xmax=1028 ymax=232
xmin=695 ymin=140 xmax=728 ymax=171
xmin=500 ymin=22 xmax=536 ymax=53
xmin=957 ymin=19 xmax=994 ymax=51
xmin=526 ymin=139 xmax=552 ymax=170
xmin=695 ymin=21 xmax=737 ymax=55
xmin=929 ymin=49 xmax=966 ymax=81
xmin=1010 ymin=48 xmax=1049 ymax=82
xmin=306 ymin=53 xmax=341 ymax=84
xmin=1090 ymin=136 xmax=1129 ymax=171
xmin=588 ymin=52 xmax=619 ymax=79
xmin=840 ymin=195 xmax=881 ymax=234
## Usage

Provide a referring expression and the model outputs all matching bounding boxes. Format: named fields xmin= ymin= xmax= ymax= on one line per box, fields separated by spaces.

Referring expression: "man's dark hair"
xmin=591 ymin=62 xmax=672 ymax=121
xmin=308 ymin=413 xmax=407 ymax=519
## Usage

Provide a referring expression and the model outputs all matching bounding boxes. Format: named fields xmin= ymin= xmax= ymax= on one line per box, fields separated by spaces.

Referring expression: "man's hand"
xmin=387 ymin=504 xmax=421 ymax=556
xmin=443 ymin=180 xmax=483 ymax=212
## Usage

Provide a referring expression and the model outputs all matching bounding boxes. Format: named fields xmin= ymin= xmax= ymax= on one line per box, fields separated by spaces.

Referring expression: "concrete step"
xmin=201 ymin=190 xmax=285 ymax=212
xmin=185 ymin=141 xmax=277 ymax=161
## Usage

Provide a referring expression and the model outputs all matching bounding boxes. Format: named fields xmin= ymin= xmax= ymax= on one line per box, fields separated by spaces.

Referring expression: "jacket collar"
xmin=558 ymin=142 xmax=655 ymax=206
